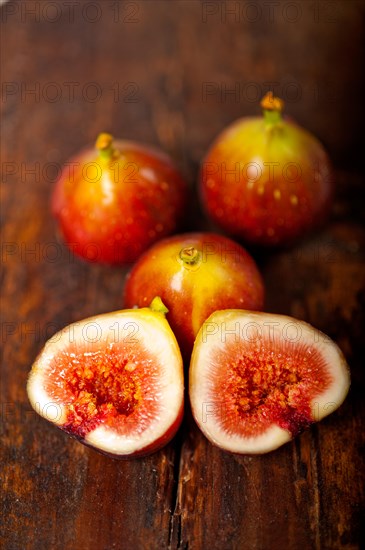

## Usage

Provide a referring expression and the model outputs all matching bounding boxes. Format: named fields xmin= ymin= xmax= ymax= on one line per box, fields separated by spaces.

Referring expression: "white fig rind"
xmin=27 ymin=308 xmax=184 ymax=457
xmin=189 ymin=310 xmax=350 ymax=455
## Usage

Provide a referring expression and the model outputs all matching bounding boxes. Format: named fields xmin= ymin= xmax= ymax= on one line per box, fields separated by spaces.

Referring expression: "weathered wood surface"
xmin=1 ymin=1 xmax=364 ymax=549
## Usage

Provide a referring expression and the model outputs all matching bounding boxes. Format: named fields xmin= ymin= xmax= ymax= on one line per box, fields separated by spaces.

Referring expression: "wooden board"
xmin=1 ymin=2 xmax=364 ymax=548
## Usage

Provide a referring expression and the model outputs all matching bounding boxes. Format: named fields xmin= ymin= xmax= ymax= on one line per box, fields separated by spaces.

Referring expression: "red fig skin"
xmin=123 ymin=232 xmax=264 ymax=359
xmin=200 ymin=93 xmax=333 ymax=246
xmin=71 ymin=400 xmax=184 ymax=460
xmin=52 ymin=134 xmax=188 ymax=264
xmin=123 ymin=402 xmax=184 ymax=459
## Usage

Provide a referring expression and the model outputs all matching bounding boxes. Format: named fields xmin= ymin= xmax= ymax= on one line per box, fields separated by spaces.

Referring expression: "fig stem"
xmin=179 ymin=246 xmax=201 ymax=265
xmin=95 ymin=132 xmax=115 ymax=162
xmin=149 ymin=296 xmax=169 ymax=315
xmin=260 ymin=92 xmax=284 ymax=125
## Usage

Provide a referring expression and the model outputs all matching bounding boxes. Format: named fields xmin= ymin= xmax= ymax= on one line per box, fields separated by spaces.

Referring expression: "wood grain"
xmin=1 ymin=1 xmax=364 ymax=549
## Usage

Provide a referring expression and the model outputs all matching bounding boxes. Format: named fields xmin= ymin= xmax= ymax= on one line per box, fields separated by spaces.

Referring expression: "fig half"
xmin=190 ymin=310 xmax=350 ymax=454
xmin=27 ymin=298 xmax=184 ymax=458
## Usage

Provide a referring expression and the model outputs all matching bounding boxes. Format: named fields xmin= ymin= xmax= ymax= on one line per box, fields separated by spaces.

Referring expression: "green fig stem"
xmin=95 ymin=132 xmax=116 ymax=163
xmin=179 ymin=247 xmax=201 ymax=265
xmin=149 ymin=296 xmax=169 ymax=315
xmin=261 ymin=92 xmax=284 ymax=125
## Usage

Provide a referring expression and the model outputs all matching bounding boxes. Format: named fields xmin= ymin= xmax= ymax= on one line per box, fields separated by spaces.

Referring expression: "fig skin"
xmin=123 ymin=232 xmax=264 ymax=360
xmin=189 ymin=309 xmax=350 ymax=455
xmin=80 ymin=400 xmax=184 ymax=460
xmin=26 ymin=299 xmax=184 ymax=458
xmin=200 ymin=92 xmax=333 ymax=246
xmin=52 ymin=133 xmax=188 ymax=265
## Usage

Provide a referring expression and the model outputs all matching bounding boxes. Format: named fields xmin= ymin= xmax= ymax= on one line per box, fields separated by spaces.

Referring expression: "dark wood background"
xmin=1 ymin=1 xmax=364 ymax=548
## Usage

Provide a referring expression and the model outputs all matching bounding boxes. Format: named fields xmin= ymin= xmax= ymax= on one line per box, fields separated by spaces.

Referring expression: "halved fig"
xmin=27 ymin=298 xmax=184 ymax=458
xmin=189 ymin=310 xmax=350 ymax=454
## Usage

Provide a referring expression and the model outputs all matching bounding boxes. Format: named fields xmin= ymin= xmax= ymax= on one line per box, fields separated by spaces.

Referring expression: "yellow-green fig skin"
xmin=200 ymin=94 xmax=333 ymax=246
xmin=124 ymin=232 xmax=264 ymax=359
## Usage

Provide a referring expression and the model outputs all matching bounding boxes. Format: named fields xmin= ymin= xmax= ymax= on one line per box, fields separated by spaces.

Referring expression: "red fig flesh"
xmin=27 ymin=299 xmax=184 ymax=457
xmin=190 ymin=310 xmax=350 ymax=454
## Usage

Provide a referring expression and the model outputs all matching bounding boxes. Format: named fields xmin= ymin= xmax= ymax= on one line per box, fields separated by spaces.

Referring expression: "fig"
xmin=27 ymin=298 xmax=184 ymax=458
xmin=52 ymin=133 xmax=188 ymax=264
xmin=200 ymin=92 xmax=333 ymax=246
xmin=123 ymin=232 xmax=264 ymax=360
xmin=190 ymin=310 xmax=350 ymax=454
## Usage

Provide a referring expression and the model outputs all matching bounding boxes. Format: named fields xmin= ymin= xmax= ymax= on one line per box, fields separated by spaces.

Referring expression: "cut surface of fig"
xmin=27 ymin=302 xmax=184 ymax=457
xmin=190 ymin=310 xmax=350 ymax=454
